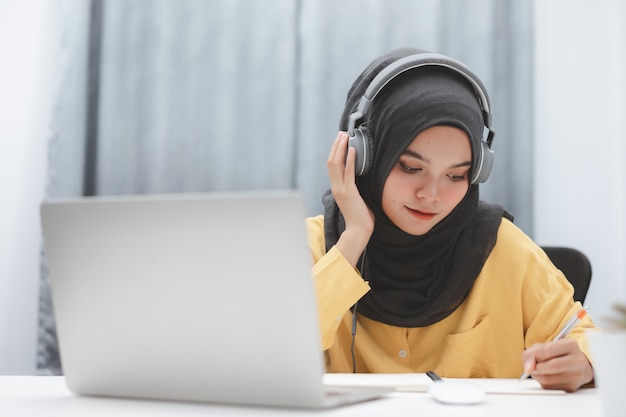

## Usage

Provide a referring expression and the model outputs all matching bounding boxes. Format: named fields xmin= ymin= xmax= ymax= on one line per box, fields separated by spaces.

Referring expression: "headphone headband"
xmin=348 ymin=53 xmax=493 ymax=136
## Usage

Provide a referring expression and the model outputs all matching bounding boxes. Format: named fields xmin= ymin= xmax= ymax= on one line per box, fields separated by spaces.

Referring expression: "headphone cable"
xmin=350 ymin=249 xmax=367 ymax=373
xmin=350 ymin=302 xmax=358 ymax=373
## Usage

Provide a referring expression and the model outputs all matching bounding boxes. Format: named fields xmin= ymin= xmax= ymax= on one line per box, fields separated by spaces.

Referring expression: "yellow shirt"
xmin=306 ymin=215 xmax=594 ymax=377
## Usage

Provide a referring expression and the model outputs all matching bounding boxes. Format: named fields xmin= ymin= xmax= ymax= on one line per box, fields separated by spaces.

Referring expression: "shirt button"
xmin=398 ymin=349 xmax=407 ymax=358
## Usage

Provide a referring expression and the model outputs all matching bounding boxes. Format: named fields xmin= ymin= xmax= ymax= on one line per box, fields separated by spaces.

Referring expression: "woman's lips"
xmin=407 ymin=207 xmax=436 ymax=221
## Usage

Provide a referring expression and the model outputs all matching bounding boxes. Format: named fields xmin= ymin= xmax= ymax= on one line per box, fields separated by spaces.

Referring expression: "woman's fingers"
xmin=522 ymin=339 xmax=594 ymax=392
xmin=327 ymin=132 xmax=355 ymax=194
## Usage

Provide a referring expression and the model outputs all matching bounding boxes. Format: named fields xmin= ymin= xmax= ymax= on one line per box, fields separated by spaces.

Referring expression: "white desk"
xmin=0 ymin=375 xmax=604 ymax=417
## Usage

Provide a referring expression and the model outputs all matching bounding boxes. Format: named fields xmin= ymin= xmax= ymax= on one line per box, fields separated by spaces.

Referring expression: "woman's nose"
xmin=417 ymin=178 xmax=439 ymax=200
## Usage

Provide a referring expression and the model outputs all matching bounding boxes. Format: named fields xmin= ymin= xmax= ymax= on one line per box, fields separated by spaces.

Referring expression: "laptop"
xmin=40 ymin=190 xmax=390 ymax=408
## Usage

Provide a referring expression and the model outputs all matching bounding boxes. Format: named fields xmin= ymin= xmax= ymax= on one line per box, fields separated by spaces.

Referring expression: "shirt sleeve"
xmin=524 ymin=274 xmax=594 ymax=362
xmin=508 ymin=222 xmax=595 ymax=362
xmin=305 ymin=215 xmax=370 ymax=350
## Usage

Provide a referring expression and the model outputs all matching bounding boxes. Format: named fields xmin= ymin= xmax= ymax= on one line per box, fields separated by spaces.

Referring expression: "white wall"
xmin=0 ymin=0 xmax=58 ymax=374
xmin=1 ymin=0 xmax=625 ymax=374
xmin=534 ymin=0 xmax=626 ymax=325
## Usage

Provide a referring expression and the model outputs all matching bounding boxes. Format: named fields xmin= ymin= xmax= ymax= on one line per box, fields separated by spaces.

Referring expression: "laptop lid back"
xmin=41 ymin=191 xmax=329 ymax=408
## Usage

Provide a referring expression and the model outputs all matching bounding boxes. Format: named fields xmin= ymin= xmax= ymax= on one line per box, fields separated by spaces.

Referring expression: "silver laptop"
xmin=40 ymin=190 xmax=390 ymax=408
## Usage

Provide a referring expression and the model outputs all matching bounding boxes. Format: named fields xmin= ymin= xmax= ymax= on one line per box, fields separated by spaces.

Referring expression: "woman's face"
xmin=382 ymin=125 xmax=471 ymax=236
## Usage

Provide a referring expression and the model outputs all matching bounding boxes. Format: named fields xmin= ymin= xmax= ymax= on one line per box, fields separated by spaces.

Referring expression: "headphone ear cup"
xmin=348 ymin=127 xmax=375 ymax=176
xmin=471 ymin=140 xmax=494 ymax=184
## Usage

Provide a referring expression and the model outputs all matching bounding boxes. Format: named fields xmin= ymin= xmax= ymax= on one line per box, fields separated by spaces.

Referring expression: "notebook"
xmin=40 ymin=190 xmax=390 ymax=408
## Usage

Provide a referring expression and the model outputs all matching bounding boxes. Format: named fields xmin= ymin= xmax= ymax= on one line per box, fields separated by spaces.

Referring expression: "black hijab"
xmin=323 ymin=48 xmax=510 ymax=327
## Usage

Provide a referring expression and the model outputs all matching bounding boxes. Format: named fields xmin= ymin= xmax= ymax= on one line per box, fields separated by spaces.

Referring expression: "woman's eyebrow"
xmin=403 ymin=149 xmax=428 ymax=162
xmin=402 ymin=149 xmax=472 ymax=168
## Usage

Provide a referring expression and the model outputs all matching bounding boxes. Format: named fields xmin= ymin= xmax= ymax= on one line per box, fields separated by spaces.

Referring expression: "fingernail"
xmin=523 ymin=361 xmax=532 ymax=373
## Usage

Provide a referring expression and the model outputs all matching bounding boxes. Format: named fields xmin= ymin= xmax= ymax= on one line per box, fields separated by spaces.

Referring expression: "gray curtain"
xmin=38 ymin=0 xmax=533 ymax=374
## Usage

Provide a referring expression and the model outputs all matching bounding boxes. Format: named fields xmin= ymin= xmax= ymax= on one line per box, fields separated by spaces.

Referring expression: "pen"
xmin=426 ymin=370 xmax=443 ymax=382
xmin=518 ymin=306 xmax=589 ymax=381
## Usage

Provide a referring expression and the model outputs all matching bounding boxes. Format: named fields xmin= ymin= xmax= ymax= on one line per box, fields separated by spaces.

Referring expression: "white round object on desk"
xmin=428 ymin=380 xmax=486 ymax=405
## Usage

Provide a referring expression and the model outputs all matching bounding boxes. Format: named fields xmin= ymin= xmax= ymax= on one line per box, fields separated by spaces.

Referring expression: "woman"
xmin=306 ymin=48 xmax=594 ymax=392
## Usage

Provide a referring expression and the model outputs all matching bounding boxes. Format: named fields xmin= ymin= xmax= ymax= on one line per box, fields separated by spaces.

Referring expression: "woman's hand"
xmin=327 ymin=132 xmax=374 ymax=267
xmin=520 ymin=338 xmax=594 ymax=392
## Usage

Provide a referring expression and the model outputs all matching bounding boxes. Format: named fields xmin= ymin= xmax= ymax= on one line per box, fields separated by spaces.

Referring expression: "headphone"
xmin=347 ymin=52 xmax=495 ymax=184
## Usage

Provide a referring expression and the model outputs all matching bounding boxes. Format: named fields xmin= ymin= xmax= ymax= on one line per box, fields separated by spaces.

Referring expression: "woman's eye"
xmin=448 ymin=174 xmax=468 ymax=182
xmin=398 ymin=161 xmax=421 ymax=174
